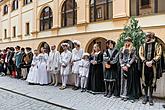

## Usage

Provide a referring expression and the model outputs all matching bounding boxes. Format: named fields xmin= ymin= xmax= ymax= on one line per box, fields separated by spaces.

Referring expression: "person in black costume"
xmin=87 ymin=44 xmax=105 ymax=94
xmin=139 ymin=32 xmax=162 ymax=106
xmin=103 ymin=40 xmax=119 ymax=98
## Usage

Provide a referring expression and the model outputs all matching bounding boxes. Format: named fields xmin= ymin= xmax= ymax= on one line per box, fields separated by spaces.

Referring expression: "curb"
xmin=0 ymin=87 xmax=76 ymax=110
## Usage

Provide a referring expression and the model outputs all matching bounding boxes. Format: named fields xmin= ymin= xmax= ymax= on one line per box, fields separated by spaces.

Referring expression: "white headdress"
xmin=73 ymin=40 xmax=81 ymax=46
xmin=61 ymin=43 xmax=70 ymax=47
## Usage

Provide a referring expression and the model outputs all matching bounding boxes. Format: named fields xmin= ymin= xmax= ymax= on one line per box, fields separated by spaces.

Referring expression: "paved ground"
xmin=0 ymin=76 xmax=164 ymax=110
xmin=0 ymin=89 xmax=66 ymax=110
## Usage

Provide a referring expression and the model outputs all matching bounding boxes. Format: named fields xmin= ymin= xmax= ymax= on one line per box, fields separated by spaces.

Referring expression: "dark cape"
xmin=127 ymin=61 xmax=142 ymax=99
xmin=87 ymin=52 xmax=105 ymax=94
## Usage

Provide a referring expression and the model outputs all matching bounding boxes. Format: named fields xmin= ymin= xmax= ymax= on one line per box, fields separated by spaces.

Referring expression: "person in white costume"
xmin=47 ymin=45 xmax=61 ymax=86
xmin=59 ymin=43 xmax=72 ymax=90
xmin=38 ymin=47 xmax=49 ymax=85
xmin=79 ymin=53 xmax=90 ymax=92
xmin=26 ymin=50 xmax=39 ymax=84
xmin=71 ymin=40 xmax=84 ymax=90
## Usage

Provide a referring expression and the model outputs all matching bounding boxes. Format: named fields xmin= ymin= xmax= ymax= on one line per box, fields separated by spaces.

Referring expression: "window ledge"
xmin=3 ymin=13 xmax=8 ymax=16
xmin=11 ymin=9 xmax=18 ymax=12
xmin=4 ymin=37 xmax=11 ymax=40
xmin=141 ymin=5 xmax=151 ymax=9
xmin=24 ymin=34 xmax=30 ymax=36
xmin=133 ymin=12 xmax=165 ymax=18
xmin=60 ymin=25 xmax=77 ymax=29
xmin=39 ymin=29 xmax=52 ymax=32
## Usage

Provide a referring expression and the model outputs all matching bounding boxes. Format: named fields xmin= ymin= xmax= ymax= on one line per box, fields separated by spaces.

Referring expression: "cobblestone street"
xmin=0 ymin=89 xmax=67 ymax=110
xmin=0 ymin=76 xmax=165 ymax=110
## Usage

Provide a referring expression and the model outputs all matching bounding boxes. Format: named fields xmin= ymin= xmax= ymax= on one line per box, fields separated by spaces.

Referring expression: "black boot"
xmin=149 ymin=87 xmax=154 ymax=106
xmin=162 ymin=105 xmax=165 ymax=108
xmin=142 ymin=86 xmax=148 ymax=104
xmin=104 ymin=81 xmax=109 ymax=97
xmin=142 ymin=96 xmax=148 ymax=104
xmin=107 ymin=82 xmax=114 ymax=98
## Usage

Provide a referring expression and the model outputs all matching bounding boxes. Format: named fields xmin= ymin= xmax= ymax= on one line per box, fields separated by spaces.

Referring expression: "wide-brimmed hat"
xmin=124 ymin=37 xmax=132 ymax=42
xmin=73 ymin=40 xmax=81 ymax=46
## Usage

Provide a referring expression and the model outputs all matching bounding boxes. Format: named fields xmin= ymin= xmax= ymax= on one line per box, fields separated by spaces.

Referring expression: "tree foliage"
xmin=116 ymin=17 xmax=146 ymax=52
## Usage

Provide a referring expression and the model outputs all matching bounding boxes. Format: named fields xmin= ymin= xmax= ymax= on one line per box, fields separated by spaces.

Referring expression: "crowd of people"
xmin=0 ymin=32 xmax=164 ymax=106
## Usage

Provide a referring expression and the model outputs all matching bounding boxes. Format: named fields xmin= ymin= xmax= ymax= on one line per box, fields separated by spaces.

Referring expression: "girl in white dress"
xmin=26 ymin=50 xmax=39 ymax=84
xmin=38 ymin=47 xmax=49 ymax=85
xmin=79 ymin=53 xmax=90 ymax=92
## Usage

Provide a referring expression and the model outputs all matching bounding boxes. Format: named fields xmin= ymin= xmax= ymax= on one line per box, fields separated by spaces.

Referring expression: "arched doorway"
xmin=38 ymin=42 xmax=50 ymax=54
xmin=85 ymin=37 xmax=107 ymax=53
xmin=58 ymin=40 xmax=74 ymax=53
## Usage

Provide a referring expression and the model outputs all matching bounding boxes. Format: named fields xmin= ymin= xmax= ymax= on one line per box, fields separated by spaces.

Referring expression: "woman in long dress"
xmin=119 ymin=37 xmax=141 ymax=102
xmin=87 ymin=44 xmax=105 ymax=94
xmin=38 ymin=47 xmax=49 ymax=85
xmin=26 ymin=50 xmax=39 ymax=84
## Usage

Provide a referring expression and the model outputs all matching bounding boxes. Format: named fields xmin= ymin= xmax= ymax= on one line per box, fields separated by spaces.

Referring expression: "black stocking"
xmin=109 ymin=81 xmax=115 ymax=95
xmin=104 ymin=81 xmax=110 ymax=95
xmin=149 ymin=86 xmax=153 ymax=100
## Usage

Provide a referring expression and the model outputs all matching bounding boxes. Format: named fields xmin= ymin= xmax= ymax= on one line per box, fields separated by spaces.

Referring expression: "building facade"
xmin=0 ymin=0 xmax=165 ymax=97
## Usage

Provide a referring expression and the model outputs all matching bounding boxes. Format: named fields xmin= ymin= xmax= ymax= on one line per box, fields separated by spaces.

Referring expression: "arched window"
xmin=3 ymin=5 xmax=8 ymax=15
xmin=40 ymin=7 xmax=53 ymax=31
xmin=23 ymin=0 xmax=32 ymax=5
xmin=90 ymin=0 xmax=113 ymax=22
xmin=61 ymin=0 xmax=77 ymax=27
xmin=12 ymin=0 xmax=18 ymax=11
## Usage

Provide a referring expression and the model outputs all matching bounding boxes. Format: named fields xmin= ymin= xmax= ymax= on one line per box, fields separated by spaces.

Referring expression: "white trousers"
xmin=74 ymin=74 xmax=80 ymax=87
xmin=80 ymin=76 xmax=88 ymax=89
xmin=61 ymin=75 xmax=68 ymax=87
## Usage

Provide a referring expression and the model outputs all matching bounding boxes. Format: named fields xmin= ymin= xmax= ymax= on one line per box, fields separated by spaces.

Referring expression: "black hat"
xmin=15 ymin=46 xmax=21 ymax=49
xmin=9 ymin=47 xmax=14 ymax=51
xmin=146 ymin=32 xmax=155 ymax=38
xmin=26 ymin=47 xmax=32 ymax=50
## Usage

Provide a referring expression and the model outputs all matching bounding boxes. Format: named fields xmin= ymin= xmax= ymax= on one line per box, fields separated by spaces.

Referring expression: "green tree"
xmin=116 ymin=17 xmax=146 ymax=52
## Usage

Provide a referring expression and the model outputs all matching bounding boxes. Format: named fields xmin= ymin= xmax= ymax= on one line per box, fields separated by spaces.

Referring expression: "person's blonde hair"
xmin=122 ymin=42 xmax=134 ymax=53
xmin=91 ymin=43 xmax=100 ymax=55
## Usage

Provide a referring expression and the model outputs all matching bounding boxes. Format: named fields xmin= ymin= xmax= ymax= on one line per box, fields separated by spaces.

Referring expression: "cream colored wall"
xmin=158 ymin=0 xmax=165 ymax=13
xmin=22 ymin=10 xmax=33 ymax=39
